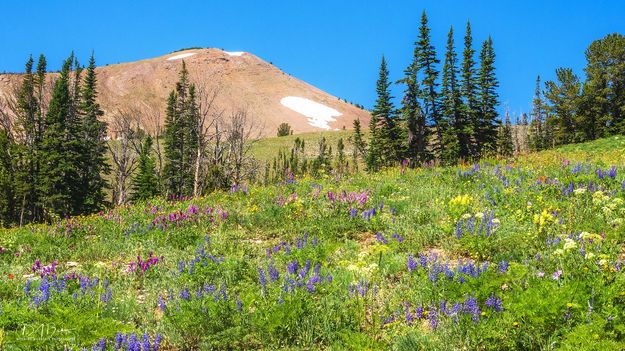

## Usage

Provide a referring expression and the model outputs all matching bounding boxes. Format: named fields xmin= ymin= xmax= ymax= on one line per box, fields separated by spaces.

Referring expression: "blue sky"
xmin=1 ymin=0 xmax=624 ymax=119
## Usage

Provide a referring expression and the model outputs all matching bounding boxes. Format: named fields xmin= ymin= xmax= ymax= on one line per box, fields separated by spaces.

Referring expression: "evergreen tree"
xmin=544 ymin=68 xmax=581 ymax=145
xmin=14 ymin=56 xmax=41 ymax=224
xmin=336 ymin=138 xmax=346 ymax=172
xmin=163 ymin=90 xmax=182 ymax=196
xmin=78 ymin=53 xmax=109 ymax=213
xmin=401 ymin=27 xmax=428 ymax=165
xmin=0 ymin=130 xmax=17 ymax=226
xmin=416 ymin=11 xmax=441 ymax=158
xmin=579 ymin=33 xmax=625 ymax=137
xmin=162 ymin=61 xmax=201 ymax=197
xmin=351 ymin=118 xmax=366 ymax=170
xmin=529 ymin=76 xmax=546 ymax=151
xmin=312 ymin=137 xmax=332 ymax=176
xmin=183 ymin=83 xmax=200 ymax=194
xmin=132 ymin=136 xmax=159 ymax=200
xmin=38 ymin=55 xmax=76 ymax=218
xmin=460 ymin=21 xmax=479 ymax=158
xmin=476 ymin=36 xmax=500 ymax=155
xmin=366 ymin=57 xmax=390 ymax=171
xmin=497 ymin=110 xmax=514 ymax=157
xmin=440 ymin=26 xmax=464 ymax=164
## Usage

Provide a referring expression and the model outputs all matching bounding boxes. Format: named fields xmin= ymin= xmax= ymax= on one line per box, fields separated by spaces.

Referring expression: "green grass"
xmin=1 ymin=137 xmax=625 ymax=350
xmin=251 ymin=129 xmax=360 ymax=162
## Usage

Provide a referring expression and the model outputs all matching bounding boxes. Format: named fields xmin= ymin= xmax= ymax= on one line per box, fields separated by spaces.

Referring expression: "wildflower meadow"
xmin=1 ymin=136 xmax=625 ymax=350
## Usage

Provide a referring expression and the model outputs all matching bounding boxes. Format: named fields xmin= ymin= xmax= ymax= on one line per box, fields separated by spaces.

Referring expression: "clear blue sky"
xmin=1 ymin=0 xmax=624 ymax=119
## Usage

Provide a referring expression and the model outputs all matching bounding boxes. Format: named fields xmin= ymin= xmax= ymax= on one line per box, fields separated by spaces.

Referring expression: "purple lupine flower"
xmin=428 ymin=262 xmax=443 ymax=282
xmin=314 ymin=263 xmax=321 ymax=275
xmin=305 ymin=278 xmax=316 ymax=293
xmin=375 ymin=232 xmax=388 ymax=244
xmin=180 ymin=288 xmax=191 ymax=300
xmin=24 ymin=279 xmax=32 ymax=296
xmin=418 ymin=254 xmax=428 ymax=268
xmin=114 ymin=332 xmax=124 ymax=350
xmin=128 ymin=333 xmax=138 ymax=350
xmin=286 ymin=260 xmax=299 ymax=275
xmin=100 ymin=288 xmax=112 ymax=303
xmin=498 ymin=260 xmax=509 ymax=273
xmin=158 ymin=295 xmax=166 ymax=311
xmin=439 ymin=300 xmax=448 ymax=316
xmin=428 ymin=305 xmax=439 ymax=329
xmin=141 ymin=332 xmax=151 ymax=351
xmin=392 ymin=232 xmax=404 ymax=243
xmin=153 ymin=333 xmax=162 ymax=351
xmin=455 ymin=220 xmax=463 ymax=239
xmin=407 ymin=255 xmax=417 ymax=272
xmin=236 ymin=298 xmax=243 ymax=311
xmin=552 ymin=270 xmax=563 ymax=280
xmin=464 ymin=295 xmax=481 ymax=322
xmin=485 ymin=293 xmax=503 ymax=312
xmin=258 ymin=267 xmax=267 ymax=291
xmin=443 ymin=264 xmax=454 ymax=280
xmin=349 ymin=206 xmax=357 ymax=219
xmin=299 ymin=260 xmax=311 ymax=279
xmin=408 ymin=306 xmax=420 ymax=320
xmin=450 ymin=302 xmax=463 ymax=323
xmin=268 ymin=261 xmax=280 ymax=282
xmin=405 ymin=306 xmax=415 ymax=325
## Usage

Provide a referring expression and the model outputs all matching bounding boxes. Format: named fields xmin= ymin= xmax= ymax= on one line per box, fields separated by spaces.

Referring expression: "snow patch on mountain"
xmin=166 ymin=53 xmax=196 ymax=61
xmin=224 ymin=51 xmax=245 ymax=57
xmin=280 ymin=96 xmax=342 ymax=129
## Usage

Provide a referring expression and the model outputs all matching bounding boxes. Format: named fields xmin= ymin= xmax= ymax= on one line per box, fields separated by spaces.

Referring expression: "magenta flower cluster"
xmin=127 ymin=252 xmax=163 ymax=274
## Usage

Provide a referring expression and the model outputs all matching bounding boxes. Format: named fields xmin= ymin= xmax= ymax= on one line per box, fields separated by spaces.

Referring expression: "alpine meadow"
xmin=1 ymin=3 xmax=625 ymax=351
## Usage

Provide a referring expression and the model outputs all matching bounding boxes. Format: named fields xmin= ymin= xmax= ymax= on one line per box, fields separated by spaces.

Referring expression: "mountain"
xmin=0 ymin=48 xmax=370 ymax=137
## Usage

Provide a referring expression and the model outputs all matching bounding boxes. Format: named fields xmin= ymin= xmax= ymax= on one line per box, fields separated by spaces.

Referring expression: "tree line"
xmin=0 ymin=55 xmax=261 ymax=227
xmin=360 ymin=12 xmax=625 ymax=170
xmin=0 ymin=53 xmax=108 ymax=226
xmin=527 ymin=33 xmax=625 ymax=150
xmin=362 ymin=12 xmax=512 ymax=170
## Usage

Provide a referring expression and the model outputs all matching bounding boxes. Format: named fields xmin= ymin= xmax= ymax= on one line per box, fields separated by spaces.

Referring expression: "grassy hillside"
xmin=251 ymin=129 xmax=360 ymax=162
xmin=1 ymin=137 xmax=625 ymax=350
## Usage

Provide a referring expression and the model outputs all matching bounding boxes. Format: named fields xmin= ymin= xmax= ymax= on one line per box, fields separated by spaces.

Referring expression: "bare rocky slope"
xmin=0 ymin=48 xmax=370 ymax=136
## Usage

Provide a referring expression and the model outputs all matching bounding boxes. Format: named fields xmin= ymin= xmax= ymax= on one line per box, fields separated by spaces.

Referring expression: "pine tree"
xmin=401 ymin=30 xmax=427 ymax=165
xmin=132 ymin=136 xmax=159 ymax=200
xmin=476 ymin=36 xmax=500 ymax=156
xmin=440 ymin=26 xmax=464 ymax=164
xmin=78 ymin=53 xmax=109 ymax=213
xmin=416 ymin=11 xmax=441 ymax=158
xmin=351 ymin=118 xmax=366 ymax=171
xmin=163 ymin=61 xmax=201 ymax=197
xmin=39 ymin=55 xmax=76 ymax=218
xmin=497 ymin=110 xmax=514 ymax=157
xmin=366 ymin=57 xmax=390 ymax=171
xmin=163 ymin=90 xmax=182 ymax=196
xmin=529 ymin=76 xmax=546 ymax=151
xmin=0 ymin=130 xmax=17 ymax=226
xmin=14 ymin=56 xmax=41 ymax=224
xmin=544 ymin=68 xmax=581 ymax=145
xmin=460 ymin=21 xmax=479 ymax=158
xmin=183 ymin=83 xmax=200 ymax=195
xmin=580 ymin=33 xmax=625 ymax=137
xmin=336 ymin=138 xmax=346 ymax=173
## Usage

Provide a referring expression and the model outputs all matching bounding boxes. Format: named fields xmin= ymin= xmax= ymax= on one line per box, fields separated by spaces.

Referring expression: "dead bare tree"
xmin=107 ymin=108 xmax=141 ymax=205
xmin=222 ymin=108 xmax=262 ymax=185
xmin=193 ymin=84 xmax=223 ymax=196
